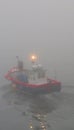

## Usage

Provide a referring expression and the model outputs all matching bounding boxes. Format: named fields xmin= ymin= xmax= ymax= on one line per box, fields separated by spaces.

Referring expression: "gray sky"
xmin=0 ymin=0 xmax=74 ymax=85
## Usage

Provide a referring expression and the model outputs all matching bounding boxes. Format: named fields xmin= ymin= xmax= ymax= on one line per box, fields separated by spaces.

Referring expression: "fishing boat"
xmin=4 ymin=55 xmax=61 ymax=94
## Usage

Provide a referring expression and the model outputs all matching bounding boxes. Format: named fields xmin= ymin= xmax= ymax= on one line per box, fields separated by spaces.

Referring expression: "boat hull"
xmin=15 ymin=84 xmax=61 ymax=94
xmin=5 ymin=67 xmax=61 ymax=94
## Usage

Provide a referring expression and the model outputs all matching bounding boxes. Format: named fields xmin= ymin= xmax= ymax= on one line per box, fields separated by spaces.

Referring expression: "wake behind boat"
xmin=4 ymin=55 xmax=61 ymax=94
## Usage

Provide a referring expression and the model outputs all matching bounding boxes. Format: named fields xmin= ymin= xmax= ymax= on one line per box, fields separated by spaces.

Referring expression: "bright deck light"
xmin=31 ymin=54 xmax=37 ymax=62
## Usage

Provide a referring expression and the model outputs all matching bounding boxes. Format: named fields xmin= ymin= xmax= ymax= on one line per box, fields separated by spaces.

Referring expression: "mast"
xmin=16 ymin=56 xmax=23 ymax=70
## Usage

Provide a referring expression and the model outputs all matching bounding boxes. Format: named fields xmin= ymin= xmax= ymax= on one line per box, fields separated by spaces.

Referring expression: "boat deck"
xmin=10 ymin=71 xmax=48 ymax=85
xmin=29 ymin=78 xmax=48 ymax=85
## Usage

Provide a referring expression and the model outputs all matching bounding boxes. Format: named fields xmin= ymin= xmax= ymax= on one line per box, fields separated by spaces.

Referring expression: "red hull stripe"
xmin=4 ymin=67 xmax=61 ymax=88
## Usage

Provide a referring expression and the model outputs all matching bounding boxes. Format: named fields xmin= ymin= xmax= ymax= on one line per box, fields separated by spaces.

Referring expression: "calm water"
xmin=0 ymin=84 xmax=74 ymax=130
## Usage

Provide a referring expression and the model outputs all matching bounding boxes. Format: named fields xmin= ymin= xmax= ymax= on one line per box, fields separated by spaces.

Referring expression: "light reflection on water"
xmin=1 ymin=84 xmax=61 ymax=130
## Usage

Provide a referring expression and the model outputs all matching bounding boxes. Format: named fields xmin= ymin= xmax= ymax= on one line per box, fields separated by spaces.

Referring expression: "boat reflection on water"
xmin=28 ymin=94 xmax=58 ymax=130
xmin=2 ymin=84 xmax=61 ymax=130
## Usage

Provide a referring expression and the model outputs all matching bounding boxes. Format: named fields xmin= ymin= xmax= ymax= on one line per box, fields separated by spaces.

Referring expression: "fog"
xmin=0 ymin=0 xmax=74 ymax=86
